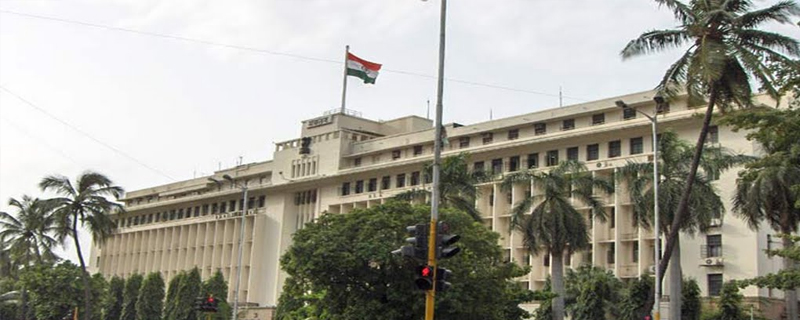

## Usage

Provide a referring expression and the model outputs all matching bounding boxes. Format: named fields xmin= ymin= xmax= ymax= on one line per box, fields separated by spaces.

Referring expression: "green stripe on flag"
xmin=347 ymin=68 xmax=376 ymax=84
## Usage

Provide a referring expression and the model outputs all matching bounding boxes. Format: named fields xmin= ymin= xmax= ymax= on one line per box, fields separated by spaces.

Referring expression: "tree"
xmin=167 ymin=268 xmax=201 ymax=320
xmin=0 ymin=196 xmax=59 ymax=265
xmin=275 ymin=201 xmax=535 ymax=320
xmin=393 ymin=153 xmax=488 ymax=220
xmin=202 ymin=270 xmax=231 ymax=320
xmin=564 ymin=265 xmax=621 ymax=320
xmin=621 ymin=1 xmax=800 ymax=317
xmin=723 ymin=107 xmax=800 ymax=319
xmin=500 ymin=160 xmax=613 ymax=320
xmin=103 ymin=276 xmax=124 ymax=320
xmin=682 ymin=278 xmax=702 ymax=320
xmin=617 ymin=131 xmax=749 ymax=318
xmin=706 ymin=281 xmax=748 ymax=320
xmin=120 ymin=274 xmax=143 ymax=320
xmin=739 ymin=234 xmax=800 ymax=291
xmin=137 ymin=272 xmax=165 ymax=320
xmin=40 ymin=171 xmax=124 ymax=320
xmin=617 ymin=275 xmax=654 ymax=320
xmin=18 ymin=261 xmax=105 ymax=320
xmin=164 ymin=272 xmax=185 ymax=320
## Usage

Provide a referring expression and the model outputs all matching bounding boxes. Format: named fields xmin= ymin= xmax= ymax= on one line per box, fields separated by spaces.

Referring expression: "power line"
xmin=0 ymin=86 xmax=177 ymax=181
xmin=0 ymin=9 xmax=588 ymax=102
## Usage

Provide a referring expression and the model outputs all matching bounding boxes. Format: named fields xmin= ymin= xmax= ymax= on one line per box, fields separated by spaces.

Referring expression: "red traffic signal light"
xmin=207 ymin=297 xmax=215 ymax=303
xmin=415 ymin=265 xmax=435 ymax=290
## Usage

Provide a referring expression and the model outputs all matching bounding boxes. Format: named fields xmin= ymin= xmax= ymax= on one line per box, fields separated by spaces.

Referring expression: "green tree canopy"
xmin=103 ymin=276 xmax=124 ymax=320
xmin=120 ymin=274 xmax=143 ymax=320
xmin=137 ymin=273 xmax=165 ymax=320
xmin=202 ymin=270 xmax=231 ymax=320
xmin=164 ymin=272 xmax=185 ymax=320
xmin=564 ymin=265 xmax=621 ymax=320
xmin=168 ymin=268 xmax=201 ymax=320
xmin=275 ymin=201 xmax=534 ymax=320
xmin=18 ymin=262 xmax=104 ymax=320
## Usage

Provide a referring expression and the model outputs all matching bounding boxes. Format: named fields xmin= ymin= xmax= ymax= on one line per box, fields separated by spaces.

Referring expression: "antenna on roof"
xmin=490 ymin=109 xmax=493 ymax=120
xmin=559 ymin=86 xmax=563 ymax=107
xmin=426 ymin=99 xmax=431 ymax=119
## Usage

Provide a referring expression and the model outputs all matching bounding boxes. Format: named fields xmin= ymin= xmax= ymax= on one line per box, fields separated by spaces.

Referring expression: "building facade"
xmin=89 ymin=90 xmax=788 ymax=316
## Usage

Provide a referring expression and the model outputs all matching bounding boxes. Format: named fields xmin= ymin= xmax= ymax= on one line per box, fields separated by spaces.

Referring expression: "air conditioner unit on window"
xmin=709 ymin=218 xmax=722 ymax=227
xmin=701 ymin=257 xmax=724 ymax=266
xmin=647 ymin=265 xmax=656 ymax=273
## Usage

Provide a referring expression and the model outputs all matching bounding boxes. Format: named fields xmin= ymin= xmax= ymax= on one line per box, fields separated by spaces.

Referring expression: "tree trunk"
xmin=73 ymin=215 xmax=91 ymax=320
xmin=669 ymin=236 xmax=682 ymax=320
xmin=644 ymin=87 xmax=718 ymax=314
xmin=551 ymin=251 xmax=565 ymax=320
xmin=20 ymin=286 xmax=28 ymax=320
xmin=784 ymin=236 xmax=798 ymax=320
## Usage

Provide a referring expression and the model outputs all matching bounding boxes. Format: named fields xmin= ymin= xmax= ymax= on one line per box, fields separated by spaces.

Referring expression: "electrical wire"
xmin=0 ymin=9 xmax=588 ymax=102
xmin=0 ymin=86 xmax=177 ymax=181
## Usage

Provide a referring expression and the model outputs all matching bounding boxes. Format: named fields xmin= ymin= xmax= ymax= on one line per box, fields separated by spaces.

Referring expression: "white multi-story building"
xmin=89 ymin=90 xmax=790 ymax=318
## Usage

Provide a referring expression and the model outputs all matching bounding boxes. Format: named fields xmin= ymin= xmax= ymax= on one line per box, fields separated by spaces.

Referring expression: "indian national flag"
xmin=346 ymin=52 xmax=382 ymax=84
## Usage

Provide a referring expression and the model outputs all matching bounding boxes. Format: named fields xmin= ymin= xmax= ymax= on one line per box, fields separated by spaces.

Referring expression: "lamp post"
xmin=616 ymin=98 xmax=660 ymax=320
xmin=208 ymin=174 xmax=248 ymax=320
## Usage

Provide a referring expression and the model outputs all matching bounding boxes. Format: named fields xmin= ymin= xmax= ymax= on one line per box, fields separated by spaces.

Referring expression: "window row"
xmin=119 ymin=195 xmax=266 ymax=228
xmin=341 ymin=171 xmax=429 ymax=196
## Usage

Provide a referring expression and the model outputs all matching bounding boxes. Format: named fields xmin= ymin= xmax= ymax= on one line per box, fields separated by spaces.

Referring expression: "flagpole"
xmin=340 ymin=45 xmax=350 ymax=114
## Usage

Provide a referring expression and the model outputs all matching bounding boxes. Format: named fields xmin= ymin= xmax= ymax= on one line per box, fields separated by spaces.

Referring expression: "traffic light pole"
xmin=427 ymin=0 xmax=447 ymax=319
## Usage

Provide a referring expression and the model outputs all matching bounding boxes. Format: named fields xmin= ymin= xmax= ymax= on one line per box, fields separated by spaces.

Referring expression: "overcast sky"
xmin=1 ymin=0 xmax=797 ymax=264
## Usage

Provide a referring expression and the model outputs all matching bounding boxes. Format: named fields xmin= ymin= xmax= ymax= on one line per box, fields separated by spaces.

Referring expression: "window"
xmin=474 ymin=161 xmax=485 ymax=173
xmin=523 ymin=254 xmax=531 ymax=266
xmin=509 ymin=156 xmax=520 ymax=172
xmin=587 ymin=144 xmax=599 ymax=161
xmin=608 ymin=140 xmax=621 ymax=158
xmin=202 ymin=204 xmax=209 ymax=215
xmin=527 ymin=153 xmax=539 ymax=168
xmin=543 ymin=254 xmax=550 ymax=267
xmin=546 ymin=150 xmax=559 ymax=166
xmin=607 ymin=243 xmax=615 ymax=264
xmin=567 ymin=147 xmax=579 ymax=161
xmin=341 ymin=182 xmax=351 ymax=196
xmin=368 ymin=178 xmax=377 ymax=192
xmin=630 ymin=137 xmax=644 ymax=155
xmin=177 ymin=209 xmax=184 ymax=219
xmin=609 ymin=207 xmax=616 ymax=228
xmin=562 ymin=118 xmax=575 ymax=130
xmin=592 ymin=113 xmax=605 ymax=125
xmin=410 ymin=172 xmax=421 ymax=186
xmin=354 ymin=157 xmax=362 ymax=167
xmin=396 ymin=174 xmax=406 ymax=188
xmin=633 ymin=242 xmax=639 ymax=263
xmin=258 ymin=195 xmax=266 ymax=208
xmin=506 ymin=192 xmax=513 ymax=205
xmin=623 ymin=108 xmax=637 ymax=120
xmin=194 ymin=207 xmax=200 ymax=217
xmin=211 ymin=204 xmax=218 ymax=214
xmin=381 ymin=176 xmax=391 ymax=190
xmin=707 ymin=235 xmax=722 ymax=257
xmin=230 ymin=200 xmax=237 ymax=212
xmin=707 ymin=126 xmax=719 ymax=144
xmin=491 ymin=158 xmax=503 ymax=175
xmin=508 ymin=129 xmax=519 ymax=140
xmin=355 ymin=180 xmax=364 ymax=194
xmin=534 ymin=123 xmax=546 ymax=135
xmin=708 ymin=274 xmax=723 ymax=296
xmin=413 ymin=145 xmax=423 ymax=156
xmin=147 ymin=214 xmax=153 ymax=223
xmin=482 ymin=132 xmax=493 ymax=145
xmin=392 ymin=150 xmax=401 ymax=160
xmin=459 ymin=137 xmax=470 ymax=148
xmin=657 ymin=102 xmax=670 ymax=114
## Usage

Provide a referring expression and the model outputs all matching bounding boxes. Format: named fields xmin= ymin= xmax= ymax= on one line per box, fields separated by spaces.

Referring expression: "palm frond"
xmin=621 ymin=29 xmax=690 ymax=60
xmin=736 ymin=29 xmax=800 ymax=56
xmin=39 ymin=175 xmax=76 ymax=197
xmin=735 ymin=1 xmax=800 ymax=28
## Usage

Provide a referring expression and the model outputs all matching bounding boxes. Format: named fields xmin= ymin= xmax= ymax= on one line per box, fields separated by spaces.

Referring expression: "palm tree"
xmin=393 ymin=153 xmax=488 ymax=220
xmin=501 ymin=161 xmax=613 ymax=320
xmin=618 ymin=131 xmax=751 ymax=320
xmin=733 ymin=146 xmax=800 ymax=319
xmin=621 ymin=0 xmax=800 ymax=314
xmin=0 ymin=196 xmax=60 ymax=265
xmin=40 ymin=171 xmax=124 ymax=320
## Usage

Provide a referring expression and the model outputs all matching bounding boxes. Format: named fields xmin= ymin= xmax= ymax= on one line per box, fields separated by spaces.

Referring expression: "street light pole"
xmin=426 ymin=0 xmax=447 ymax=320
xmin=617 ymin=99 xmax=660 ymax=320
xmin=223 ymin=175 xmax=248 ymax=320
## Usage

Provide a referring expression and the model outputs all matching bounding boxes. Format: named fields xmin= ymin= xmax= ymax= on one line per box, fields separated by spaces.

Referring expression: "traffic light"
xmin=392 ymin=223 xmax=429 ymax=261
xmin=415 ymin=265 xmax=435 ymax=290
xmin=436 ymin=222 xmax=461 ymax=260
xmin=435 ymin=267 xmax=452 ymax=292
xmin=195 ymin=295 xmax=219 ymax=313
